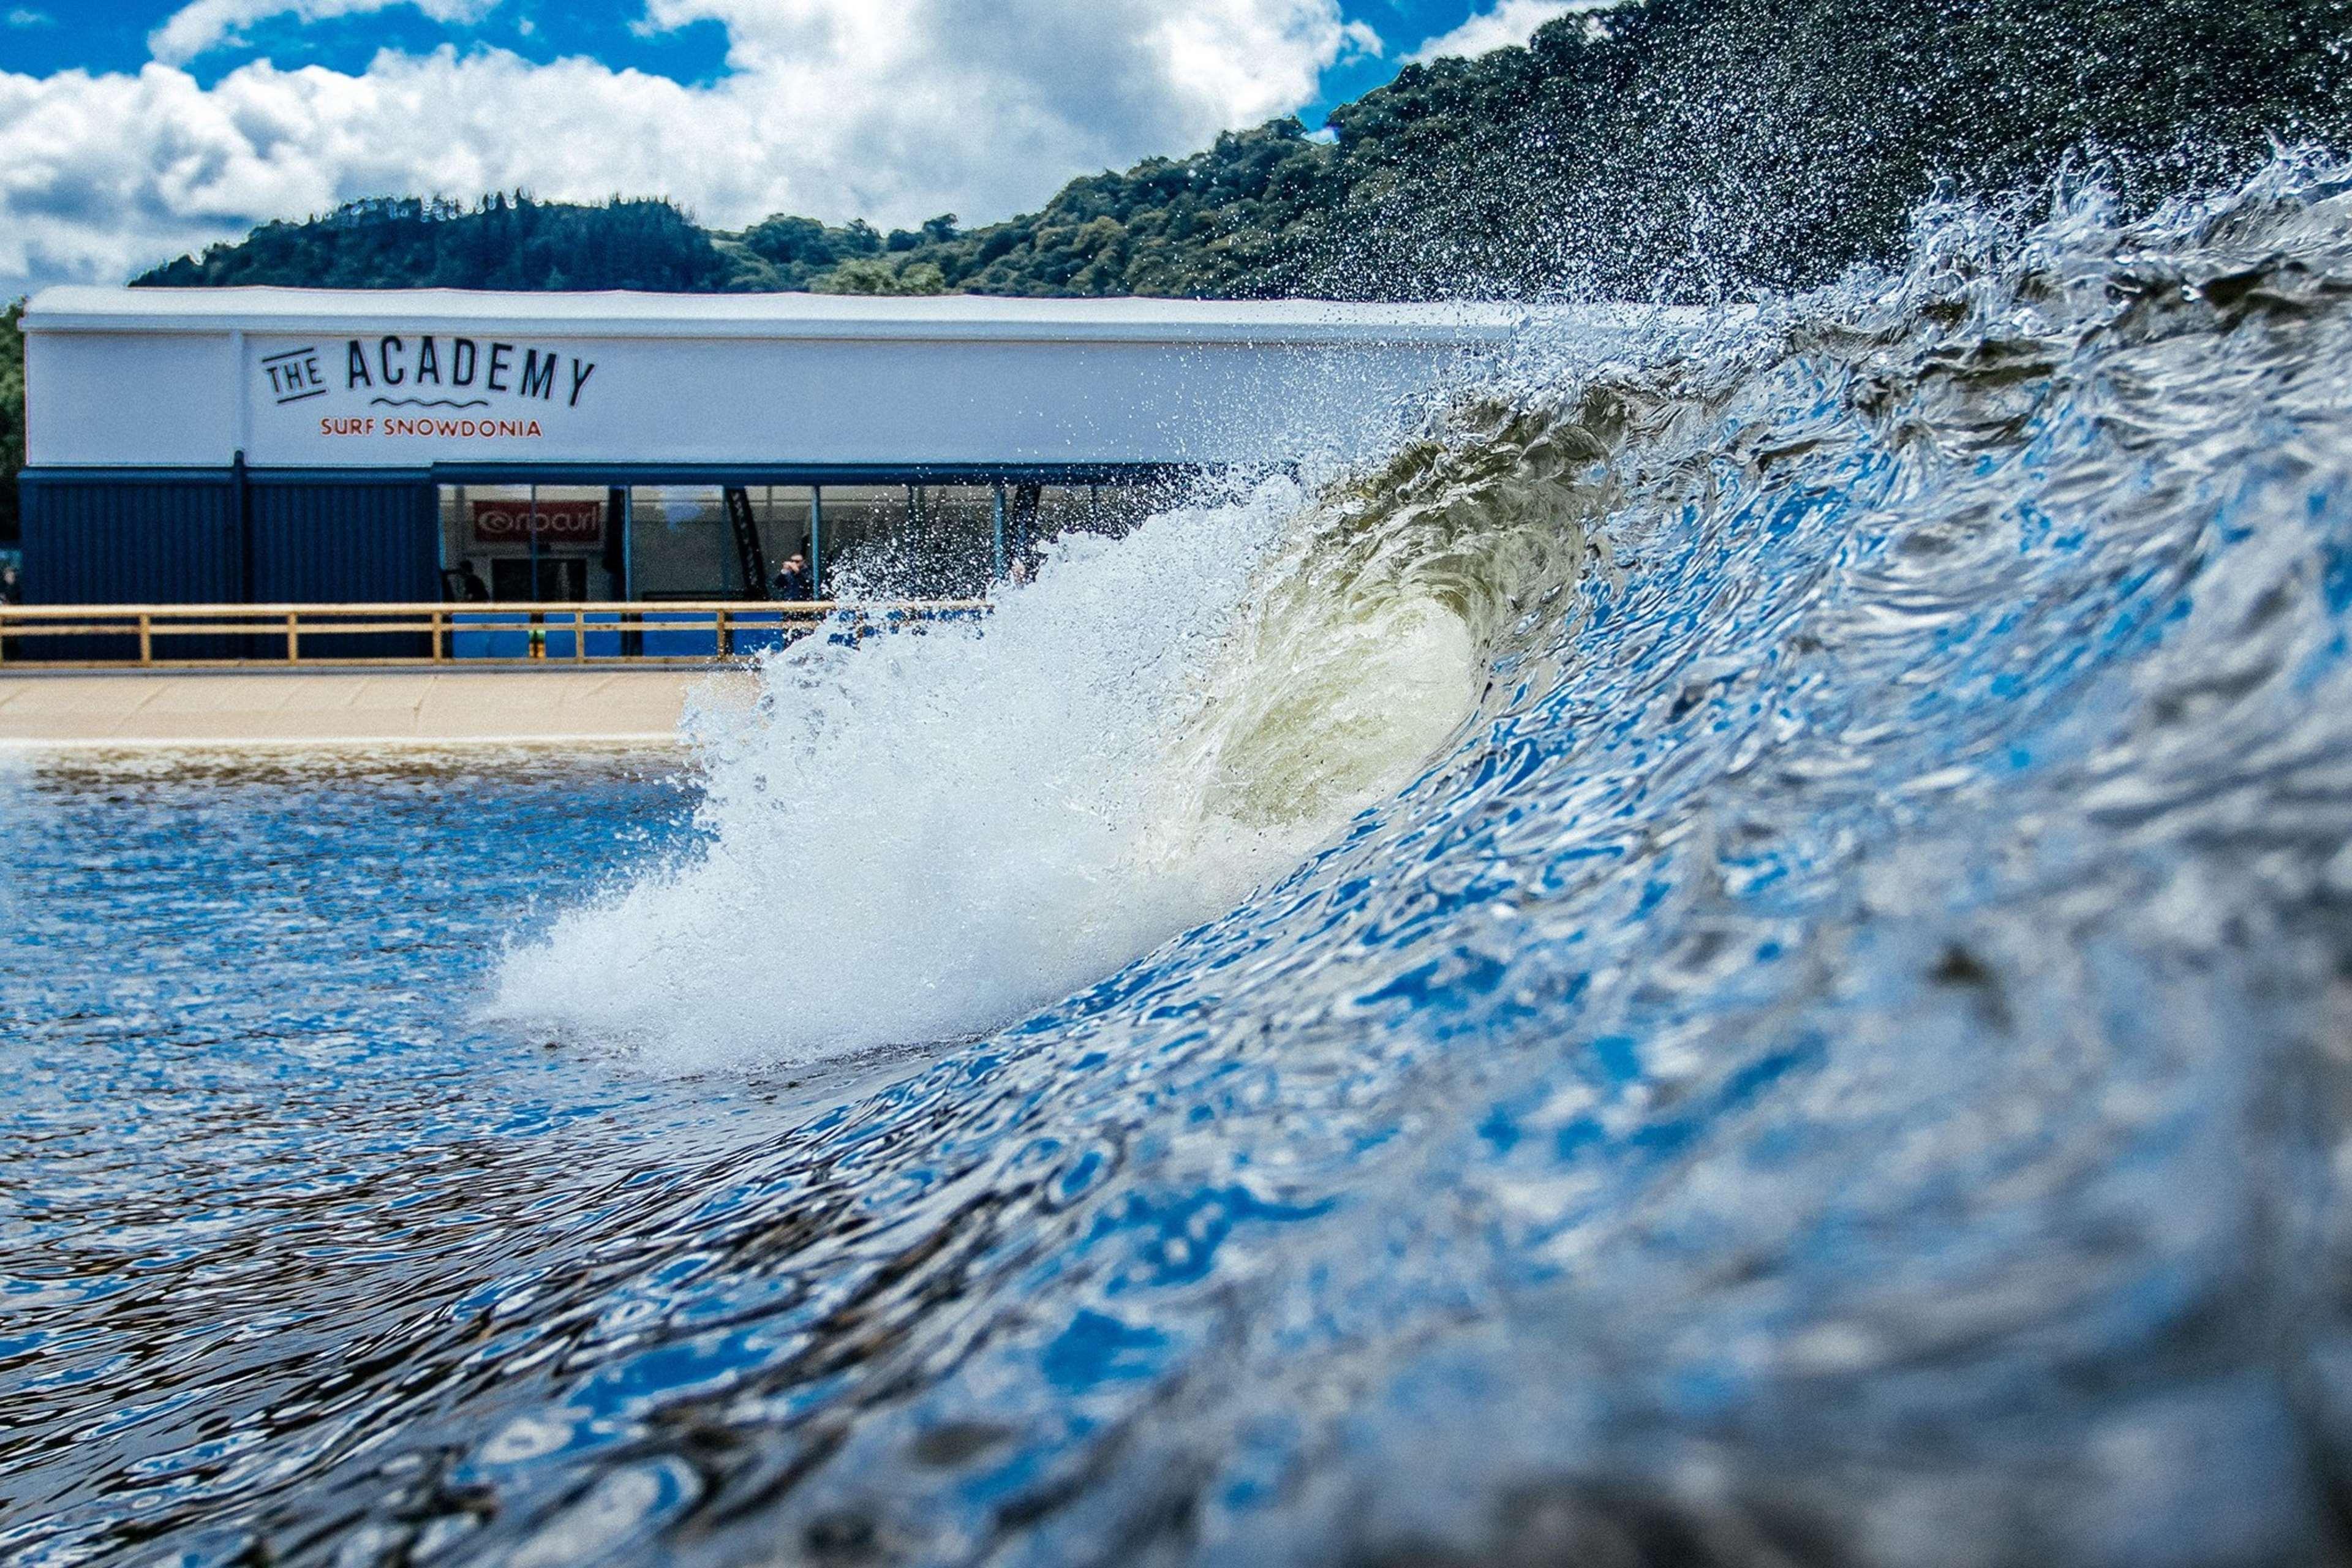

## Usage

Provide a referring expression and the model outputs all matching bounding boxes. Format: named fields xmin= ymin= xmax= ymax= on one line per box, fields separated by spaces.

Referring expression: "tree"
xmin=813 ymin=259 xmax=948 ymax=295
xmin=0 ymin=300 xmax=23 ymax=545
xmin=138 ymin=194 xmax=736 ymax=292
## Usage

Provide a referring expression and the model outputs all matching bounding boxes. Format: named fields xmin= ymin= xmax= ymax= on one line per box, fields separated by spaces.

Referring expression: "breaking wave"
xmin=15 ymin=152 xmax=2352 ymax=1567
xmin=492 ymin=464 xmax=1515 ymax=1067
xmin=479 ymin=151 xmax=2352 ymax=1557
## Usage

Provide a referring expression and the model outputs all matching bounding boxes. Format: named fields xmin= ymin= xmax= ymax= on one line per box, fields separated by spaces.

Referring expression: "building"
xmin=17 ymin=287 xmax=1545 ymax=625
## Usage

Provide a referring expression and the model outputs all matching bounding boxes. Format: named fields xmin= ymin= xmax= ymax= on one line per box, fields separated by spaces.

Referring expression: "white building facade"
xmin=18 ymin=287 xmax=1536 ymax=611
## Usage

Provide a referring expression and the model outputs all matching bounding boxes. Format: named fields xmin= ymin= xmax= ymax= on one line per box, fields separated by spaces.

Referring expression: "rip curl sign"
xmin=472 ymin=499 xmax=604 ymax=546
xmin=260 ymin=335 xmax=601 ymax=447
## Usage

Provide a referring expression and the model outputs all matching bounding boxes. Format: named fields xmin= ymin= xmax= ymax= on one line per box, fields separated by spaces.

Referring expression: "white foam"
xmin=492 ymin=471 xmax=1485 ymax=1071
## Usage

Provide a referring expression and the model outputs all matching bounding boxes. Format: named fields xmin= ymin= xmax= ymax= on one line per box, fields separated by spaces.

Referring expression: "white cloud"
xmin=150 ymin=0 xmax=503 ymax=67
xmin=1406 ymin=0 xmax=1605 ymax=64
xmin=0 ymin=0 xmax=1378 ymax=297
xmin=6 ymin=7 xmax=55 ymax=27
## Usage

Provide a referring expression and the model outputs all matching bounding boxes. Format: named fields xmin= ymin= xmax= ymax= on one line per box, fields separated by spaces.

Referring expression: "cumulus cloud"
xmin=633 ymin=0 xmax=1376 ymax=197
xmin=1406 ymin=0 xmax=1606 ymax=64
xmin=150 ymin=0 xmax=503 ymax=66
xmin=0 ymin=0 xmax=1378 ymax=297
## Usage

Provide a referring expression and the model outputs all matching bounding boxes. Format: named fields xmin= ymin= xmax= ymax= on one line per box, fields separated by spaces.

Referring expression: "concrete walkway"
xmin=0 ymin=667 xmax=750 ymax=745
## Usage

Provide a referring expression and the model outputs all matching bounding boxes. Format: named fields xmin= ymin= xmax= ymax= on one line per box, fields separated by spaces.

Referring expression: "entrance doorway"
xmin=491 ymin=557 xmax=587 ymax=602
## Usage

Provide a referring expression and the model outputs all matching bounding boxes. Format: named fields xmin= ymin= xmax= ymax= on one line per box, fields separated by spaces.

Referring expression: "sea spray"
xmin=492 ymin=454 xmax=1553 ymax=1068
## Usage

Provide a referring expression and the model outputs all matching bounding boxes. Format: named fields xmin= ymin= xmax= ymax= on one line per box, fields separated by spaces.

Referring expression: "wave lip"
xmin=492 ymin=442 xmax=1547 ymax=1068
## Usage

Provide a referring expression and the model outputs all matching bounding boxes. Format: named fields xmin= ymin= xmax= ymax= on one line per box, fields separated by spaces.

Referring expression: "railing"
xmin=0 ymin=600 xmax=990 ymax=668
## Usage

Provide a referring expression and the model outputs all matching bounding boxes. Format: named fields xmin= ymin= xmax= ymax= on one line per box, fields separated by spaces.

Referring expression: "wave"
xmin=492 ymin=320 xmax=1682 ymax=1068
xmin=458 ymin=153 xmax=2352 ymax=1561
xmin=492 ymin=461 xmax=1525 ymax=1068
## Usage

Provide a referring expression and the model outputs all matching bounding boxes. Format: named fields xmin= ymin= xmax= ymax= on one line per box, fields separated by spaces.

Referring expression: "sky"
xmin=0 ymin=0 xmax=1591 ymax=300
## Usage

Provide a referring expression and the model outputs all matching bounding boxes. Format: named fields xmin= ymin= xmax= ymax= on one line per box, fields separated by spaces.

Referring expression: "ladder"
xmin=722 ymin=486 xmax=772 ymax=600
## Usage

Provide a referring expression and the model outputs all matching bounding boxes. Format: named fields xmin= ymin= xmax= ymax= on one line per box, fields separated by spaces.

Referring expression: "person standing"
xmin=773 ymin=554 xmax=813 ymax=600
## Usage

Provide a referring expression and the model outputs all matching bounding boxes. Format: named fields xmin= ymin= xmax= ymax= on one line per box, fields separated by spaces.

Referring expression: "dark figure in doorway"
xmin=450 ymin=561 xmax=491 ymax=602
xmin=774 ymin=554 xmax=813 ymax=601
xmin=0 ymin=563 xmax=20 ymax=606
xmin=1009 ymin=481 xmax=1044 ymax=582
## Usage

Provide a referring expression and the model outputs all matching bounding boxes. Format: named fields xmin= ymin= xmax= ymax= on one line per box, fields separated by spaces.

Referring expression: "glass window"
xmin=627 ymin=486 xmax=734 ymax=600
xmin=439 ymin=484 xmax=619 ymax=602
xmin=430 ymin=476 xmax=1178 ymax=607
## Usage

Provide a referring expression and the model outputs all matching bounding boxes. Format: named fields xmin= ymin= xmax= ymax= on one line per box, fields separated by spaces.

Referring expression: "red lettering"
xmin=367 ymin=415 xmax=547 ymax=440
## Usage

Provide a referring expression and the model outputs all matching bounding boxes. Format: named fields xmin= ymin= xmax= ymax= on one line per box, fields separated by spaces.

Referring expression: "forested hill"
xmin=134 ymin=0 xmax=2351 ymax=305
xmin=1 ymin=301 xmax=22 ymax=543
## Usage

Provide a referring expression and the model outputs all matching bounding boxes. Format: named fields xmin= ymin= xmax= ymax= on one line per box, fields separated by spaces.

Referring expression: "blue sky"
xmin=2 ymin=1 xmax=748 ymax=89
xmin=0 ymin=0 xmax=1584 ymax=296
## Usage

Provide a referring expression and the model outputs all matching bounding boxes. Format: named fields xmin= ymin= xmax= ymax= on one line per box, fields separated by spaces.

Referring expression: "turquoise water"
xmin=9 ymin=161 xmax=2352 ymax=1565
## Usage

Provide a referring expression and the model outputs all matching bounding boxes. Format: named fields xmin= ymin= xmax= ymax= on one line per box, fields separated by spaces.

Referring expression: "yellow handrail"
xmin=0 ymin=598 xmax=991 ymax=669
xmin=0 ymin=598 xmax=978 ymax=618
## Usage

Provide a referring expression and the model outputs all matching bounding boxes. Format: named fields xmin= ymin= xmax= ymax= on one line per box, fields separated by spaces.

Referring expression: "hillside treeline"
xmin=2 ymin=304 xmax=21 ymax=545
xmin=137 ymin=0 xmax=2352 ymax=303
xmin=140 ymin=194 xmax=738 ymax=293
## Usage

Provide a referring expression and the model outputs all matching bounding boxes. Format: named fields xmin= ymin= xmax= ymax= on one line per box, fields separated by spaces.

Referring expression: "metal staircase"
xmin=722 ymin=486 xmax=772 ymax=600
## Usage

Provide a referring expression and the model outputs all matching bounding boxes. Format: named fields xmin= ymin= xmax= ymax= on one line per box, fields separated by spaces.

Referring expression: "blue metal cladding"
xmin=18 ymin=475 xmax=240 ymax=659
xmin=249 ymin=478 xmax=440 ymax=658
xmin=20 ymin=476 xmax=239 ymax=605
xmin=15 ymin=472 xmax=439 ymax=660
xmin=246 ymin=480 xmax=439 ymax=602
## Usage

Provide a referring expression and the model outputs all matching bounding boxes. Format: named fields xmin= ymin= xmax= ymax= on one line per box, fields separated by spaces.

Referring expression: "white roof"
xmin=24 ymin=285 xmax=1547 ymax=347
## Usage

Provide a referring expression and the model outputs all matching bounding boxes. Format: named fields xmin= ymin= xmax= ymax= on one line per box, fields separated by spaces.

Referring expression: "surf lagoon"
xmin=8 ymin=159 xmax=2352 ymax=1565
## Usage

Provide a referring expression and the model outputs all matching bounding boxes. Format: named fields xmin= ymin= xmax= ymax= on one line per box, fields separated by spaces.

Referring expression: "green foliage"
xmin=137 ymin=193 xmax=737 ymax=292
xmin=120 ymin=0 xmax=2352 ymax=307
xmin=726 ymin=214 xmax=884 ymax=288
xmin=813 ymin=259 xmax=949 ymax=295
xmin=862 ymin=122 xmax=1344 ymax=299
xmin=1 ymin=300 xmax=23 ymax=542
xmin=1289 ymin=0 xmax=2352 ymax=298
